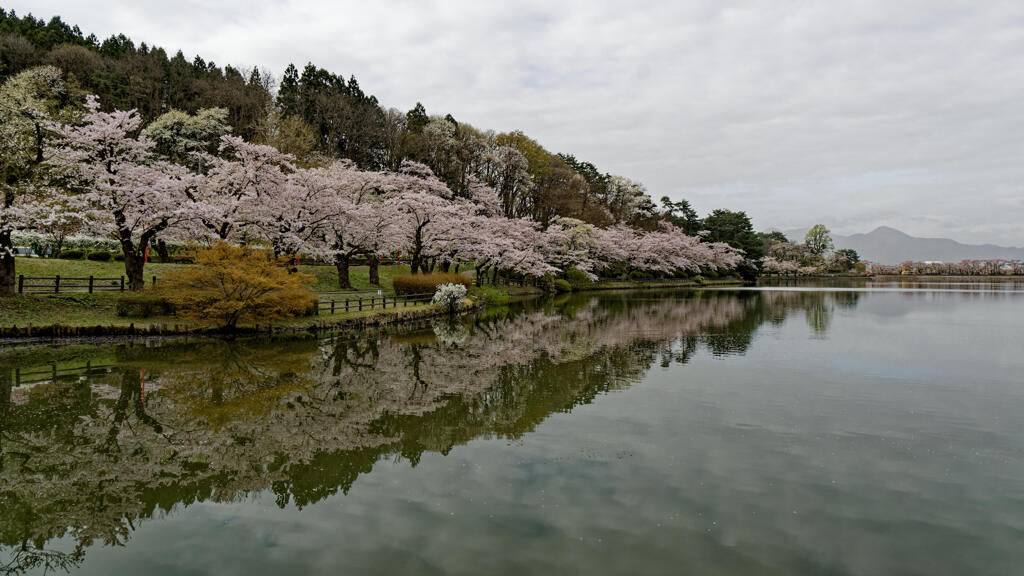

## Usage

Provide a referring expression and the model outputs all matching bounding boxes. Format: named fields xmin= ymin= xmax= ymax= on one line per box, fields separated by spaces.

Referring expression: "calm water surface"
xmin=2 ymin=282 xmax=1023 ymax=575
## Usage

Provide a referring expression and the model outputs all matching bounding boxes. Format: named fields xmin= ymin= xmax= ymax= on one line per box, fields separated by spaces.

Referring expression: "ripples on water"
xmin=1 ymin=282 xmax=1022 ymax=575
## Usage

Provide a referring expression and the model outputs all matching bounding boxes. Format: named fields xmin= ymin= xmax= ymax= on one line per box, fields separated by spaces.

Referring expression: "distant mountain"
xmin=780 ymin=226 xmax=1024 ymax=264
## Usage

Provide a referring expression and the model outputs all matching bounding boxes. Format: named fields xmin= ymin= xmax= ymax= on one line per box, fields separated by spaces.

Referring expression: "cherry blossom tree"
xmin=590 ymin=223 xmax=741 ymax=277
xmin=760 ymin=256 xmax=801 ymax=276
xmin=192 ymin=135 xmax=294 ymax=242
xmin=461 ymin=215 xmax=558 ymax=283
xmin=313 ymin=161 xmax=400 ymax=288
xmin=48 ymin=97 xmax=194 ymax=290
xmin=0 ymin=65 xmax=66 ymax=295
xmin=478 ymin=144 xmax=532 ymax=218
xmin=384 ymin=161 xmax=461 ymax=274
xmin=245 ymin=163 xmax=337 ymax=259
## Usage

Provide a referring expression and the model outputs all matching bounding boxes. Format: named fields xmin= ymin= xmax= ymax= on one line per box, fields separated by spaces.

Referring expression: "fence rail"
xmin=17 ymin=275 xmax=156 ymax=294
xmin=10 ymin=361 xmax=117 ymax=387
xmin=312 ymin=292 xmax=434 ymax=315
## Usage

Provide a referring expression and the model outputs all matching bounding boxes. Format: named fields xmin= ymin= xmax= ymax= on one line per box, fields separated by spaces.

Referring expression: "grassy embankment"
xmin=1 ymin=257 xmax=429 ymax=331
xmin=2 ymin=258 xmax=743 ymax=332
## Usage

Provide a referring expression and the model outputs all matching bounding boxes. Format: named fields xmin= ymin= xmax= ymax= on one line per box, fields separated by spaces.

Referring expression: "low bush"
xmin=163 ymin=243 xmax=317 ymax=330
xmin=553 ymin=279 xmax=572 ymax=293
xmin=564 ymin=267 xmax=593 ymax=289
xmin=116 ymin=291 xmax=175 ymax=317
xmin=432 ymin=283 xmax=468 ymax=314
xmin=538 ymin=274 xmax=556 ymax=293
xmin=393 ymin=273 xmax=471 ymax=296
xmin=59 ymin=249 xmax=84 ymax=260
xmin=87 ymin=251 xmax=112 ymax=261
xmin=471 ymin=285 xmax=510 ymax=305
xmin=114 ymin=253 xmax=125 ymax=261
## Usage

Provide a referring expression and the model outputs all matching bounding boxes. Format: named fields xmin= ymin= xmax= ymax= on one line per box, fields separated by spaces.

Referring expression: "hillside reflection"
xmin=0 ymin=289 xmax=851 ymax=573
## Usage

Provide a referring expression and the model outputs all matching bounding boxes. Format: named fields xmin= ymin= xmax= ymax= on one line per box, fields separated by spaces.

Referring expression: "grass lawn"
xmin=279 ymin=302 xmax=438 ymax=328
xmin=0 ymin=293 xmax=175 ymax=328
xmin=3 ymin=257 xmax=442 ymax=330
xmin=0 ymin=291 xmax=442 ymax=331
xmin=16 ymin=258 xmax=189 ymax=284
xmin=13 ymin=257 xmax=418 ymax=293
xmin=298 ymin=261 xmax=414 ymax=293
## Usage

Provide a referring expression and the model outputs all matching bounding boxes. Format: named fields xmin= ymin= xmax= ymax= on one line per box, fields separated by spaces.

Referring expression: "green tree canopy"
xmin=805 ymin=224 xmax=834 ymax=255
xmin=701 ymin=209 xmax=764 ymax=281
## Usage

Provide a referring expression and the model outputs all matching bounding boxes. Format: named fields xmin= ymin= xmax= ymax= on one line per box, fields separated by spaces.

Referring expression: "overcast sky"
xmin=10 ymin=0 xmax=1024 ymax=245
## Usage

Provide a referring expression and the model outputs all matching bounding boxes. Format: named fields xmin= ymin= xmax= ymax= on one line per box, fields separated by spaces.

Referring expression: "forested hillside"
xmin=0 ymin=8 xmax=667 ymax=230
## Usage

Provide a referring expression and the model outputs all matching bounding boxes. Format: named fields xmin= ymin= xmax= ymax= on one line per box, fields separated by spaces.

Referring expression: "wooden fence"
xmin=10 ymin=361 xmax=116 ymax=387
xmin=17 ymin=275 xmax=156 ymax=294
xmin=312 ymin=292 xmax=434 ymax=315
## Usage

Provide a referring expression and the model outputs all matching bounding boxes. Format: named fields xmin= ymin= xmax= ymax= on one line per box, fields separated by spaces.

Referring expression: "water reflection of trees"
xmin=0 ymin=289 xmax=852 ymax=572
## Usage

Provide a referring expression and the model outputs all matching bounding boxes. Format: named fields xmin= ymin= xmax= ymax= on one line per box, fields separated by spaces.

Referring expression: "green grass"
xmin=298 ymin=262 xmax=413 ymax=293
xmin=14 ymin=257 xmax=413 ymax=293
xmin=16 ymin=257 xmax=188 ymax=283
xmin=469 ymin=285 xmax=512 ymax=305
xmin=0 ymin=292 xmax=442 ymax=331
xmin=0 ymin=293 xmax=180 ymax=328
xmin=3 ymin=257 xmax=432 ymax=330
xmin=280 ymin=302 xmax=438 ymax=328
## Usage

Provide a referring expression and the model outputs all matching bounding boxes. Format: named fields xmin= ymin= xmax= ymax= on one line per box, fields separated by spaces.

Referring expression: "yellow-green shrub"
xmin=163 ymin=243 xmax=317 ymax=330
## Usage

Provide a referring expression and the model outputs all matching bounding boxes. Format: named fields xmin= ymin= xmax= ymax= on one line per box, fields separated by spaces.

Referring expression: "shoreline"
xmin=0 ymin=302 xmax=475 ymax=342
xmin=0 ymin=279 xmax=744 ymax=342
xmin=761 ymin=274 xmax=1023 ymax=281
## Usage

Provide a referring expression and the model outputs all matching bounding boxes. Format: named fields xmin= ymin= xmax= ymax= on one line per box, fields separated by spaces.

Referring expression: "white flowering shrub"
xmin=432 ymin=282 xmax=467 ymax=314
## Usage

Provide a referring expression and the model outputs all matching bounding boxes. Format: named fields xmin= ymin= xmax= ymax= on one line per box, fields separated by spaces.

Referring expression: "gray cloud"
xmin=11 ymin=0 xmax=1024 ymax=244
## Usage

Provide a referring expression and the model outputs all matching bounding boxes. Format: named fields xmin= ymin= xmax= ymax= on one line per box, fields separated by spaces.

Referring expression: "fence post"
xmin=18 ymin=274 xmax=23 ymax=294
xmin=331 ymin=300 xmax=335 ymax=314
xmin=88 ymin=276 xmax=94 ymax=294
xmin=358 ymin=298 xmax=363 ymax=311
xmin=120 ymin=276 xmax=125 ymax=291
xmin=371 ymin=296 xmax=375 ymax=309
xmin=152 ymin=276 xmax=156 ymax=287
xmin=345 ymin=299 xmax=350 ymax=312
xmin=54 ymin=275 xmax=60 ymax=294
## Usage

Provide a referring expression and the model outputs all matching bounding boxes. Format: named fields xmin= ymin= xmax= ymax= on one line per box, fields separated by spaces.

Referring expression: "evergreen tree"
xmin=407 ymin=102 xmax=428 ymax=133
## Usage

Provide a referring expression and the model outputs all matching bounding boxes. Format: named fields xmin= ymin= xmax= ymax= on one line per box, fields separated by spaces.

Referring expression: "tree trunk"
xmin=0 ymin=230 xmax=14 ymax=296
xmin=155 ymin=239 xmax=170 ymax=263
xmin=123 ymin=251 xmax=146 ymax=291
xmin=439 ymin=260 xmax=451 ymax=274
xmin=368 ymin=255 xmax=380 ymax=286
xmin=0 ymin=363 xmax=11 ymax=453
xmin=491 ymin=268 xmax=499 ymax=284
xmin=335 ymin=253 xmax=352 ymax=289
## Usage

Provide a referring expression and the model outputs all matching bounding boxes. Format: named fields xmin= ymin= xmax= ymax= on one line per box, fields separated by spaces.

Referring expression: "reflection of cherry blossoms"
xmin=0 ymin=290 xmax=842 ymax=569
xmin=431 ymin=318 xmax=468 ymax=346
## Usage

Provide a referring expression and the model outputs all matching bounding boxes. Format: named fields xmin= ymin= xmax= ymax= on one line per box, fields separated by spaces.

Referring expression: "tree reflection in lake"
xmin=0 ymin=289 xmax=851 ymax=573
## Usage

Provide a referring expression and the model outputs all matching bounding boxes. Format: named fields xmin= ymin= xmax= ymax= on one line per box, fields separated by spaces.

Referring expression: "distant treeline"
xmin=870 ymin=260 xmax=1024 ymax=276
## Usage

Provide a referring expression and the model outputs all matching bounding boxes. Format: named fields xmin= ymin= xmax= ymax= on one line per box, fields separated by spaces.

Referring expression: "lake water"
xmin=2 ymin=281 xmax=1023 ymax=575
